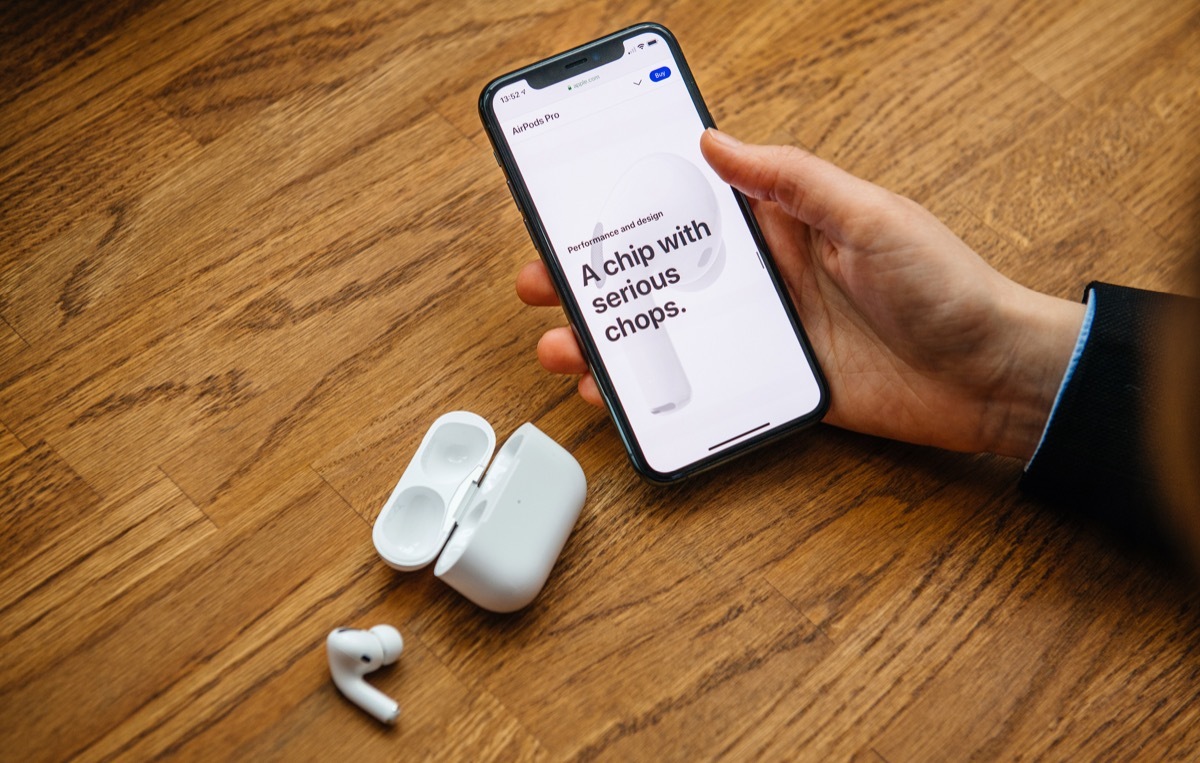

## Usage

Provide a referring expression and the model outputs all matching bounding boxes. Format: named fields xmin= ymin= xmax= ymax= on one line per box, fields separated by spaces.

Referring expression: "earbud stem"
xmin=332 ymin=675 xmax=400 ymax=724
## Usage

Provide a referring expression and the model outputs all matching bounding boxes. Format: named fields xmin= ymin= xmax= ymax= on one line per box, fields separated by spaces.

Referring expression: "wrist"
xmin=984 ymin=285 xmax=1087 ymax=460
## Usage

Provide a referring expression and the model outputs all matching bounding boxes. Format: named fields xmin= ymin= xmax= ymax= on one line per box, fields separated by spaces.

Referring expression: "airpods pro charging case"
xmin=372 ymin=411 xmax=587 ymax=612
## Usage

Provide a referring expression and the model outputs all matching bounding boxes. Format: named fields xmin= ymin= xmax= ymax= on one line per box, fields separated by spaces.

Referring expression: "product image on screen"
xmin=489 ymin=29 xmax=824 ymax=476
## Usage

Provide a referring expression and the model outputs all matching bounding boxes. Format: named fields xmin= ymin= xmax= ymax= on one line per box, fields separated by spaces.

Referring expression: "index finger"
xmin=516 ymin=260 xmax=561 ymax=307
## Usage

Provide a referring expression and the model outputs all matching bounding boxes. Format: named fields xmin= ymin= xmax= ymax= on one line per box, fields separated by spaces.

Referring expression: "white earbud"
xmin=587 ymin=152 xmax=729 ymax=415
xmin=326 ymin=624 xmax=404 ymax=724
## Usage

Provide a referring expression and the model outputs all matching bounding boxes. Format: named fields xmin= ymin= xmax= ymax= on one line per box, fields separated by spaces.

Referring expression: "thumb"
xmin=700 ymin=128 xmax=889 ymax=235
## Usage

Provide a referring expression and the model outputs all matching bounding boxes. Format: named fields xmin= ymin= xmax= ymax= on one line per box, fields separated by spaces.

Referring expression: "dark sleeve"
xmin=1019 ymin=282 xmax=1190 ymax=551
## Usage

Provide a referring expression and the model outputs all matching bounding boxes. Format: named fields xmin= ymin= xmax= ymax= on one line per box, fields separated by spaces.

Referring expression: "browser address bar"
xmin=502 ymin=58 xmax=673 ymax=147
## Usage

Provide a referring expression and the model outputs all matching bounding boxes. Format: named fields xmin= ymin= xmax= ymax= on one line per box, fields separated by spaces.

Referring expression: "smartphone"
xmin=479 ymin=22 xmax=828 ymax=483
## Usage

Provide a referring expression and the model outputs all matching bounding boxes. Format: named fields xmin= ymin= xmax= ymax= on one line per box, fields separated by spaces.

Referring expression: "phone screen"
xmin=484 ymin=25 xmax=825 ymax=478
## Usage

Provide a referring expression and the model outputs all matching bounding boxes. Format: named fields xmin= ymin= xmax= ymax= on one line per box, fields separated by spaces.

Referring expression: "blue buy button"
xmin=650 ymin=66 xmax=671 ymax=82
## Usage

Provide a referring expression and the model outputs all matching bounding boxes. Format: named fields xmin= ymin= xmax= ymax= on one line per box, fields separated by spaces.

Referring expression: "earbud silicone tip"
xmin=369 ymin=624 xmax=404 ymax=665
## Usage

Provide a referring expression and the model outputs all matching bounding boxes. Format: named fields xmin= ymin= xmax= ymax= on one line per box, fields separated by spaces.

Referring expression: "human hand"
xmin=516 ymin=130 xmax=1085 ymax=460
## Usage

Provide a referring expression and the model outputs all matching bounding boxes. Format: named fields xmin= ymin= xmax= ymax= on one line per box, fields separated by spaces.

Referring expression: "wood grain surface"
xmin=2 ymin=0 xmax=1199 ymax=760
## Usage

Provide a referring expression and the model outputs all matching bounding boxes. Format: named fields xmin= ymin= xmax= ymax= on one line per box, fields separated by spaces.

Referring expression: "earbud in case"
xmin=372 ymin=411 xmax=586 ymax=612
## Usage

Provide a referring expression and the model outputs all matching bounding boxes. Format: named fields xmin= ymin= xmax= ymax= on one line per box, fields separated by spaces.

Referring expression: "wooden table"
xmin=2 ymin=1 xmax=1198 ymax=759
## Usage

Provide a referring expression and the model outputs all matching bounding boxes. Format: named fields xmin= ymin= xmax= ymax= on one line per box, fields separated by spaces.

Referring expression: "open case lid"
xmin=372 ymin=411 xmax=496 ymax=571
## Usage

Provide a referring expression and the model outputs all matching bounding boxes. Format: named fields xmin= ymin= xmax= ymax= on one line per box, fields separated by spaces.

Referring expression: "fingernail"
xmin=706 ymin=128 xmax=742 ymax=147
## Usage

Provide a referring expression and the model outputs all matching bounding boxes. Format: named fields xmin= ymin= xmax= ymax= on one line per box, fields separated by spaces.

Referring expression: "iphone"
xmin=480 ymin=22 xmax=828 ymax=482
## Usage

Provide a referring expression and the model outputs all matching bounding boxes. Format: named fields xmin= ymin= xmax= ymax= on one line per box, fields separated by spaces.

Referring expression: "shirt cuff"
xmin=1025 ymin=288 xmax=1096 ymax=469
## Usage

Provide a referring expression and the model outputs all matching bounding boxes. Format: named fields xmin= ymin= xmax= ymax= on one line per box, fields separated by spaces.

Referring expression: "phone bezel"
xmin=479 ymin=21 xmax=829 ymax=483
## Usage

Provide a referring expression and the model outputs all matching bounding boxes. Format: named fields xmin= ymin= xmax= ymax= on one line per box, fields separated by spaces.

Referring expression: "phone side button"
xmin=522 ymin=216 xmax=537 ymax=245
xmin=505 ymin=180 xmax=519 ymax=207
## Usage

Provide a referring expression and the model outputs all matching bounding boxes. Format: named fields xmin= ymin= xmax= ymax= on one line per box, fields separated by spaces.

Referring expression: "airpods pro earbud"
xmin=587 ymin=152 xmax=728 ymax=415
xmin=326 ymin=624 xmax=404 ymax=724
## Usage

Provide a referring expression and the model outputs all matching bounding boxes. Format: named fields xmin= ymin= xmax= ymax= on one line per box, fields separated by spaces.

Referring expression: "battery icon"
xmin=647 ymin=39 xmax=658 ymax=46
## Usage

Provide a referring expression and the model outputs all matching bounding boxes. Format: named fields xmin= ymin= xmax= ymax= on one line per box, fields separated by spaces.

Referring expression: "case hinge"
xmin=449 ymin=464 xmax=485 ymax=523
